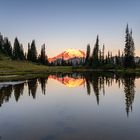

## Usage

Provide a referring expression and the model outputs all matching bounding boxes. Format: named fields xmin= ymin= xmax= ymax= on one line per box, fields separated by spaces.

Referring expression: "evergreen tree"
xmin=130 ymin=29 xmax=135 ymax=59
xmin=3 ymin=37 xmax=12 ymax=57
xmin=30 ymin=40 xmax=37 ymax=62
xmin=79 ymin=58 xmax=83 ymax=66
xmin=39 ymin=44 xmax=49 ymax=65
xmin=13 ymin=38 xmax=21 ymax=60
xmin=27 ymin=43 xmax=31 ymax=61
xmin=102 ymin=44 xmax=105 ymax=64
xmin=0 ymin=33 xmax=4 ymax=52
xmin=124 ymin=24 xmax=135 ymax=68
xmin=92 ymin=35 xmax=100 ymax=67
xmin=105 ymin=55 xmax=108 ymax=64
xmin=85 ymin=44 xmax=91 ymax=66
xmin=99 ymin=49 xmax=102 ymax=63
xmin=107 ymin=51 xmax=110 ymax=64
xmin=115 ymin=55 xmax=119 ymax=65
xmin=13 ymin=37 xmax=25 ymax=60
xmin=110 ymin=52 xmax=113 ymax=64
xmin=121 ymin=52 xmax=124 ymax=66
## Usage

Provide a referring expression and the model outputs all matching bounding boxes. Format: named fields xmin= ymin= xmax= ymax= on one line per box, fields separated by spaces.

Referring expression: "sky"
xmin=0 ymin=0 xmax=139 ymax=57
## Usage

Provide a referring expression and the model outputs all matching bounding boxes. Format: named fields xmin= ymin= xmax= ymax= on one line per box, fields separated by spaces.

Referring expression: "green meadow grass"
xmin=0 ymin=53 xmax=73 ymax=81
xmin=0 ymin=53 xmax=140 ymax=81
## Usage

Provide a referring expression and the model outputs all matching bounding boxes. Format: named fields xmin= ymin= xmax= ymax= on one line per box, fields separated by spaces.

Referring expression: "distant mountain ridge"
xmin=48 ymin=48 xmax=85 ymax=62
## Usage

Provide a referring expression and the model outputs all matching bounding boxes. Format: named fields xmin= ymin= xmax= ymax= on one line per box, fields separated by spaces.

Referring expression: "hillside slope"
xmin=0 ymin=54 xmax=71 ymax=76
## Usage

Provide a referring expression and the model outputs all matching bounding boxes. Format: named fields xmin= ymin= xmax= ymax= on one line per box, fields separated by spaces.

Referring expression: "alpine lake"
xmin=0 ymin=72 xmax=140 ymax=140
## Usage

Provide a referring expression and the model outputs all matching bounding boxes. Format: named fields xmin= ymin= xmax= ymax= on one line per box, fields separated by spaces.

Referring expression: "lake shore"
xmin=1 ymin=64 xmax=140 ymax=82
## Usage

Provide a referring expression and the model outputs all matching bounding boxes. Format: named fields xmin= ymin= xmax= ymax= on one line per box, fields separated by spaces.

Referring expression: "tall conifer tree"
xmin=27 ymin=43 xmax=31 ymax=61
xmin=13 ymin=38 xmax=21 ymax=60
xmin=3 ymin=37 xmax=12 ymax=57
xmin=124 ymin=24 xmax=135 ymax=68
xmin=92 ymin=35 xmax=100 ymax=67
xmin=30 ymin=40 xmax=37 ymax=62
xmin=85 ymin=44 xmax=91 ymax=66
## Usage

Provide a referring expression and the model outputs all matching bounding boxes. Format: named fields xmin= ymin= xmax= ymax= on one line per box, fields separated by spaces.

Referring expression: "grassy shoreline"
xmin=1 ymin=66 xmax=140 ymax=82
xmin=1 ymin=58 xmax=140 ymax=82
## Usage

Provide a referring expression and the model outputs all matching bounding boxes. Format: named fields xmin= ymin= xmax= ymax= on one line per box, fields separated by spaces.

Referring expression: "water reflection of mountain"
xmin=0 ymin=73 xmax=136 ymax=116
xmin=49 ymin=75 xmax=85 ymax=88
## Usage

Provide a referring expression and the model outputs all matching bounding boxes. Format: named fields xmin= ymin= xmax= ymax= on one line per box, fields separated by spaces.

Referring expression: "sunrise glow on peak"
xmin=65 ymin=48 xmax=85 ymax=58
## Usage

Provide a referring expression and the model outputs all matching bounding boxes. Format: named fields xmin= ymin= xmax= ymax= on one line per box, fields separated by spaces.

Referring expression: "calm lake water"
xmin=0 ymin=73 xmax=140 ymax=140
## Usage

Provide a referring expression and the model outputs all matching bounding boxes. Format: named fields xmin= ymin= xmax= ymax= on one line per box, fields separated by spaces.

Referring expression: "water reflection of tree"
xmin=0 ymin=85 xmax=13 ymax=106
xmin=84 ymin=73 xmax=136 ymax=116
xmin=38 ymin=77 xmax=48 ymax=95
xmin=85 ymin=73 xmax=91 ymax=95
xmin=0 ymin=78 xmax=49 ymax=107
xmin=0 ymin=73 xmax=137 ymax=117
xmin=84 ymin=73 xmax=103 ymax=105
xmin=28 ymin=79 xmax=38 ymax=99
xmin=13 ymin=83 xmax=24 ymax=101
xmin=91 ymin=76 xmax=100 ymax=105
xmin=123 ymin=74 xmax=135 ymax=116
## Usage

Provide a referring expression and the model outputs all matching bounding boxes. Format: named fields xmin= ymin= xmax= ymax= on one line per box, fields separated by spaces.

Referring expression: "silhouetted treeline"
xmin=0 ymin=34 xmax=48 ymax=65
xmin=124 ymin=25 xmax=135 ymax=68
xmin=84 ymin=24 xmax=137 ymax=68
xmin=0 ymin=24 xmax=139 ymax=67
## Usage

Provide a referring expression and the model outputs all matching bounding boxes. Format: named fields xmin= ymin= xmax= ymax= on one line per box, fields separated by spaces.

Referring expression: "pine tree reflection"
xmin=84 ymin=73 xmax=101 ymax=105
xmin=123 ymin=74 xmax=135 ymax=116
xmin=0 ymin=78 xmax=49 ymax=106
xmin=84 ymin=72 xmax=136 ymax=116
xmin=13 ymin=83 xmax=24 ymax=102
xmin=85 ymin=77 xmax=91 ymax=95
xmin=38 ymin=77 xmax=48 ymax=95
xmin=0 ymin=85 xmax=13 ymax=106
xmin=28 ymin=79 xmax=38 ymax=99
xmin=0 ymin=73 xmax=137 ymax=116
xmin=91 ymin=76 xmax=100 ymax=105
